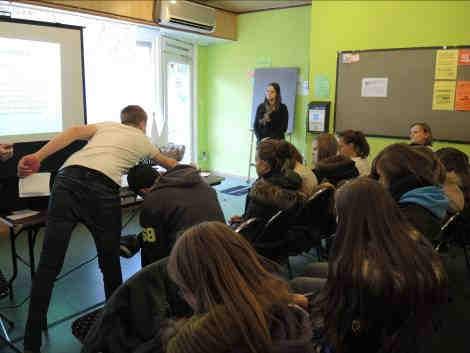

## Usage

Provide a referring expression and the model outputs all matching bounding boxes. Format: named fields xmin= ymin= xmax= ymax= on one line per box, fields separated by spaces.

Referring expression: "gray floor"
xmin=1 ymin=175 xmax=469 ymax=353
xmin=0 ymin=176 xmax=258 ymax=353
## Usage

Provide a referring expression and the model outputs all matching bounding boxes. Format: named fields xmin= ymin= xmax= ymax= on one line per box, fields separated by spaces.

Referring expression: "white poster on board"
xmin=361 ymin=78 xmax=388 ymax=97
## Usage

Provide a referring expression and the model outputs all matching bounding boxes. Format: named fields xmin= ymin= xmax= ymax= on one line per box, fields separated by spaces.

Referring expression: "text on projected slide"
xmin=0 ymin=37 xmax=62 ymax=137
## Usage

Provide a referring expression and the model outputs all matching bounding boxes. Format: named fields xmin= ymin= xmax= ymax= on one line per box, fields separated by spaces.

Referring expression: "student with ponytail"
xmin=229 ymin=139 xmax=305 ymax=236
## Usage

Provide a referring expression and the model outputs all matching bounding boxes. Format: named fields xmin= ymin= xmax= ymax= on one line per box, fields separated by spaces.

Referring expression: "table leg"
xmin=27 ymin=229 xmax=36 ymax=278
xmin=7 ymin=227 xmax=18 ymax=300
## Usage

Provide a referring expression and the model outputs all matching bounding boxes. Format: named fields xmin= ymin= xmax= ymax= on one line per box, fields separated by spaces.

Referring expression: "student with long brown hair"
xmin=165 ymin=221 xmax=315 ymax=353
xmin=311 ymin=178 xmax=447 ymax=353
xmin=436 ymin=147 xmax=470 ymax=211
xmin=253 ymin=82 xmax=289 ymax=142
xmin=371 ymin=143 xmax=449 ymax=241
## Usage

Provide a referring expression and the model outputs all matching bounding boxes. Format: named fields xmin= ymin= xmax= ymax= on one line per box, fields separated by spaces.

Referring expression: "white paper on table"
xmin=19 ymin=173 xmax=51 ymax=198
xmin=361 ymin=78 xmax=388 ymax=97
xmin=7 ymin=209 xmax=40 ymax=220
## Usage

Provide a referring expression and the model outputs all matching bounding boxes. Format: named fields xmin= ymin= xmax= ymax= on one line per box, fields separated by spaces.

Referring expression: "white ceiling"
xmin=194 ymin=0 xmax=312 ymax=14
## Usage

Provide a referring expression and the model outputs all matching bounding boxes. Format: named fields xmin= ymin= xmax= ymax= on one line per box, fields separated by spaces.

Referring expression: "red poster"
xmin=458 ymin=49 xmax=470 ymax=65
xmin=455 ymin=81 xmax=470 ymax=111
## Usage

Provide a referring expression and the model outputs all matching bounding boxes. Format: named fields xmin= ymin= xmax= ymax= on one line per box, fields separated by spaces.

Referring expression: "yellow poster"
xmin=435 ymin=50 xmax=459 ymax=80
xmin=432 ymin=81 xmax=456 ymax=111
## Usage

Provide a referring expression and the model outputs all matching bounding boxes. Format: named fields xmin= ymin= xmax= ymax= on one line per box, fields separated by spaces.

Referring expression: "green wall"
xmin=309 ymin=1 xmax=470 ymax=163
xmin=198 ymin=6 xmax=311 ymax=176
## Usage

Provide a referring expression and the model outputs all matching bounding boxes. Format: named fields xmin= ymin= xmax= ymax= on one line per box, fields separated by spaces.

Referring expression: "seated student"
xmin=286 ymin=141 xmax=318 ymax=197
xmin=371 ymin=143 xmax=449 ymax=241
xmin=303 ymin=178 xmax=447 ymax=353
xmin=337 ymin=130 xmax=371 ymax=176
xmin=312 ymin=133 xmax=359 ymax=186
xmin=125 ymin=163 xmax=225 ymax=267
xmin=229 ymin=139 xmax=305 ymax=237
xmin=414 ymin=145 xmax=464 ymax=213
xmin=436 ymin=147 xmax=470 ymax=212
xmin=164 ymin=221 xmax=315 ymax=353
xmin=409 ymin=122 xmax=433 ymax=146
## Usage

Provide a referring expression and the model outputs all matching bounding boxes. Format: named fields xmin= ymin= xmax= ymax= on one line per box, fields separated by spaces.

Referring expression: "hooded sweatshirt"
xmin=139 ymin=164 xmax=225 ymax=266
xmin=313 ymin=155 xmax=359 ymax=186
xmin=389 ymin=175 xmax=449 ymax=241
xmin=400 ymin=186 xmax=449 ymax=220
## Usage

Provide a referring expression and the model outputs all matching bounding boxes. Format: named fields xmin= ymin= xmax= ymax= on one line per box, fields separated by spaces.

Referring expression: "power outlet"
xmin=201 ymin=151 xmax=207 ymax=161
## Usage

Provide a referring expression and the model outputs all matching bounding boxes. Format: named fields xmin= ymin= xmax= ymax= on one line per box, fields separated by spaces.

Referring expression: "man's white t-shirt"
xmin=62 ymin=122 xmax=159 ymax=185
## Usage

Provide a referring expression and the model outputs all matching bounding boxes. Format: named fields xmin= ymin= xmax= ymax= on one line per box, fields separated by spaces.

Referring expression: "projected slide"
xmin=0 ymin=37 xmax=62 ymax=137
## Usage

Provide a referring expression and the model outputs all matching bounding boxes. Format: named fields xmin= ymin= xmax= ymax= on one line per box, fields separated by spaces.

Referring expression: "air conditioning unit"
xmin=155 ymin=0 xmax=216 ymax=34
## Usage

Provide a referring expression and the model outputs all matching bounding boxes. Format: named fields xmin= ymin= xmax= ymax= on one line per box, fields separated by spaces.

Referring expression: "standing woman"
xmin=254 ymin=82 xmax=289 ymax=142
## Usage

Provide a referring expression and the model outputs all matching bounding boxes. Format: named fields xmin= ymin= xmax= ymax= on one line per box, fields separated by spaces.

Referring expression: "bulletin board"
xmin=334 ymin=47 xmax=470 ymax=143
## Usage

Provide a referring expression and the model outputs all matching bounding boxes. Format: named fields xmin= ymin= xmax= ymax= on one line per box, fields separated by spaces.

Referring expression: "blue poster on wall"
xmin=250 ymin=67 xmax=299 ymax=134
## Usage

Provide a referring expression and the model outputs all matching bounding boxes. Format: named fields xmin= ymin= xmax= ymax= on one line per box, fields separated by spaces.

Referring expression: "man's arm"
xmin=18 ymin=125 xmax=97 ymax=177
xmin=151 ymin=150 xmax=178 ymax=170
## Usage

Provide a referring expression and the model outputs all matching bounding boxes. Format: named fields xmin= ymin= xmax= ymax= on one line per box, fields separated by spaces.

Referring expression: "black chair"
xmin=251 ymin=209 xmax=297 ymax=277
xmin=235 ymin=217 xmax=265 ymax=242
xmin=289 ymin=186 xmax=336 ymax=259
xmin=0 ymin=269 xmax=21 ymax=353
xmin=435 ymin=211 xmax=470 ymax=279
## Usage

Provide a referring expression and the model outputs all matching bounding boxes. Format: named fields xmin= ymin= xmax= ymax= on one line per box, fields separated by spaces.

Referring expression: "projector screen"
xmin=0 ymin=18 xmax=86 ymax=143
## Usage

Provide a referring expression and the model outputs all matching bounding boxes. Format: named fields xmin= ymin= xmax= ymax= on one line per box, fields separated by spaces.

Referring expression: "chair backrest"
xmin=253 ymin=209 xmax=295 ymax=262
xmin=235 ymin=217 xmax=265 ymax=243
xmin=291 ymin=186 xmax=336 ymax=250
xmin=435 ymin=212 xmax=462 ymax=252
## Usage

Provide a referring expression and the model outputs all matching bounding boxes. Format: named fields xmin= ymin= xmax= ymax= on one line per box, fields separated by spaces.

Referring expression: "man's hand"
xmin=18 ymin=153 xmax=41 ymax=177
xmin=0 ymin=144 xmax=13 ymax=162
xmin=229 ymin=215 xmax=243 ymax=225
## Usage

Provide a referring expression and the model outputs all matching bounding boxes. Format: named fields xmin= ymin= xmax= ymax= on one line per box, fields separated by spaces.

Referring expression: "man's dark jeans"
xmin=23 ymin=166 xmax=123 ymax=351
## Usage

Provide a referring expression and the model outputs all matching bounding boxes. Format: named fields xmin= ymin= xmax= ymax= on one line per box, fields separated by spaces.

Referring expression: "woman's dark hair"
xmin=316 ymin=133 xmax=338 ymax=162
xmin=286 ymin=141 xmax=303 ymax=164
xmin=371 ymin=143 xmax=442 ymax=186
xmin=315 ymin=177 xmax=447 ymax=353
xmin=257 ymin=139 xmax=293 ymax=173
xmin=167 ymin=221 xmax=291 ymax=353
xmin=127 ymin=164 xmax=160 ymax=194
xmin=263 ymin=82 xmax=282 ymax=109
xmin=410 ymin=122 xmax=433 ymax=146
xmin=338 ymin=130 xmax=370 ymax=158
xmin=436 ymin=147 xmax=470 ymax=175
xmin=436 ymin=147 xmax=470 ymax=203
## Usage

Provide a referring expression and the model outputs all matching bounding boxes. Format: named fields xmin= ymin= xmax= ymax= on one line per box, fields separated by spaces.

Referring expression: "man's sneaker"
xmin=119 ymin=234 xmax=142 ymax=258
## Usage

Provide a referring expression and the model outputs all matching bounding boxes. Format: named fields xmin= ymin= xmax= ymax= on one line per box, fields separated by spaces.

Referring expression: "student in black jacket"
xmin=230 ymin=139 xmax=305 ymax=241
xmin=312 ymin=133 xmax=359 ymax=187
xmin=126 ymin=163 xmax=225 ymax=266
xmin=253 ymin=82 xmax=289 ymax=142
